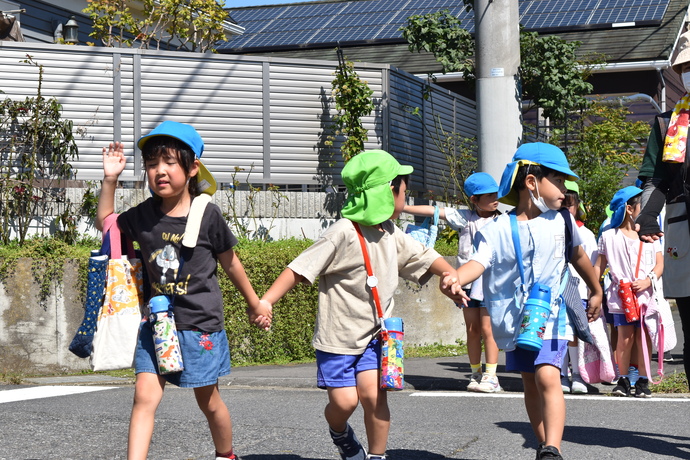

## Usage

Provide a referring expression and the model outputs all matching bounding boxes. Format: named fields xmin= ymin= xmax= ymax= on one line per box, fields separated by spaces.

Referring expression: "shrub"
xmin=222 ymin=238 xmax=318 ymax=365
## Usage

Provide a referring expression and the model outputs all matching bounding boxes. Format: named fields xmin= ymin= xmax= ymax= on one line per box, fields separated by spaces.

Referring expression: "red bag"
xmin=618 ymin=241 xmax=643 ymax=323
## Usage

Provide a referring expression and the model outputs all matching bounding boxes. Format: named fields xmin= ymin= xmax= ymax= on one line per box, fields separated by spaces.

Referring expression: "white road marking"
xmin=0 ymin=386 xmax=117 ymax=404
xmin=409 ymin=391 xmax=690 ymax=401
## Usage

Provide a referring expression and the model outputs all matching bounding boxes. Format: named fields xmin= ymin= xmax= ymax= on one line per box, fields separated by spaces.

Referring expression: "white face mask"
xmin=529 ymin=182 xmax=551 ymax=213
xmin=682 ymin=71 xmax=690 ymax=94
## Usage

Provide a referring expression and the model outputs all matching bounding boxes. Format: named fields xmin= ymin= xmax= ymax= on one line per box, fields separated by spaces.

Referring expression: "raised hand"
xmin=103 ymin=142 xmax=126 ymax=180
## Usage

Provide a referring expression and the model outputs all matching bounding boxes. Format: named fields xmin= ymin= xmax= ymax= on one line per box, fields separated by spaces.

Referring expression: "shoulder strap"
xmin=558 ymin=208 xmax=574 ymax=263
xmin=352 ymin=222 xmax=384 ymax=322
xmin=509 ymin=212 xmax=525 ymax=286
xmin=102 ymin=213 xmax=135 ymax=260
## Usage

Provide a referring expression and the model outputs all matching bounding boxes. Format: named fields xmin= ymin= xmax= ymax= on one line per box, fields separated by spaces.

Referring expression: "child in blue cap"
xmin=96 ymin=121 xmax=272 ymax=460
xmin=453 ymin=143 xmax=602 ymax=460
xmin=594 ymin=186 xmax=663 ymax=398
xmin=261 ymin=150 xmax=462 ymax=460
xmin=404 ymin=172 xmax=503 ymax=393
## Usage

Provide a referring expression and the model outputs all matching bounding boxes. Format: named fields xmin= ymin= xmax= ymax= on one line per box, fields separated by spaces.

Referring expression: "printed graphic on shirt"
xmin=554 ymin=234 xmax=564 ymax=259
xmin=149 ymin=236 xmax=191 ymax=296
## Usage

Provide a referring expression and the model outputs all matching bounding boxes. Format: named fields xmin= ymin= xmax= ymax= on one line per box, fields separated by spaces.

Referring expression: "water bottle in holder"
xmin=516 ymin=283 xmax=552 ymax=352
xmin=148 ymin=295 xmax=184 ymax=374
xmin=380 ymin=317 xmax=404 ymax=391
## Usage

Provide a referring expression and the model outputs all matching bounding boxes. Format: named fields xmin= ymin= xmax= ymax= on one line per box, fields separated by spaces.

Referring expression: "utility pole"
xmin=474 ymin=0 xmax=522 ymax=188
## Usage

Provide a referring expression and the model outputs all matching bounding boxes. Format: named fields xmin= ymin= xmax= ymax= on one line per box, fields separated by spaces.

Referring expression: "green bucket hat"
xmin=341 ymin=150 xmax=414 ymax=226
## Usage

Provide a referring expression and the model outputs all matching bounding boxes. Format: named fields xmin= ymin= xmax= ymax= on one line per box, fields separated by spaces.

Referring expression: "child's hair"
xmin=391 ymin=174 xmax=409 ymax=194
xmin=627 ymin=193 xmax=642 ymax=208
xmin=141 ymin=136 xmax=198 ymax=196
xmin=512 ymin=163 xmax=560 ymax=195
xmin=563 ymin=190 xmax=585 ymax=221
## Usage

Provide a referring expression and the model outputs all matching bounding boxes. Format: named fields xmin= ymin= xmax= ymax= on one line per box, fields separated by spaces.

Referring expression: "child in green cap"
xmin=261 ymin=149 xmax=462 ymax=460
xmin=454 ymin=143 xmax=602 ymax=460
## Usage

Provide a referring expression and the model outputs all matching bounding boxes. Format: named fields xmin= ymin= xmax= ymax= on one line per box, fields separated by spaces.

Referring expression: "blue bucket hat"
xmin=464 ymin=172 xmax=498 ymax=197
xmin=609 ymin=186 xmax=642 ymax=229
xmin=137 ymin=121 xmax=217 ymax=195
xmin=498 ymin=142 xmax=579 ymax=206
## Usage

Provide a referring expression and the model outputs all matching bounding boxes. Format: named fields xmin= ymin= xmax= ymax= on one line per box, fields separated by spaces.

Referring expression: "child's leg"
xmin=480 ymin=307 xmax=499 ymax=365
xmin=463 ymin=306 xmax=483 ymax=367
xmin=325 ymin=386 xmax=361 ymax=433
xmin=194 ymin=383 xmax=233 ymax=456
xmin=522 ymin=366 xmax=566 ymax=451
xmin=634 ymin=327 xmax=651 ymax=378
xmin=356 ymin=369 xmax=390 ymax=456
xmin=616 ymin=324 xmax=635 ymax=373
xmin=128 ymin=372 xmax=166 ymax=460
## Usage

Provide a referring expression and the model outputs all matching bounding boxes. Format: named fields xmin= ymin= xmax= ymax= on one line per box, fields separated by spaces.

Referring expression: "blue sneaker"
xmin=330 ymin=424 xmax=366 ymax=460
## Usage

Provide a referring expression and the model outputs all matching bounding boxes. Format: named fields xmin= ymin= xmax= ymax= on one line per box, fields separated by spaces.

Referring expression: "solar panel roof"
xmin=220 ymin=0 xmax=671 ymax=51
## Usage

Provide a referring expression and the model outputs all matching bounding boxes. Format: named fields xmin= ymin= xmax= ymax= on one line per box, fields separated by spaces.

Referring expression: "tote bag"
xmin=405 ymin=206 xmax=439 ymax=247
xmin=91 ymin=214 xmax=145 ymax=371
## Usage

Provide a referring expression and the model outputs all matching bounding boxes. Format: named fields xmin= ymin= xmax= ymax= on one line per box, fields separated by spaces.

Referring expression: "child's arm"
xmin=261 ymin=268 xmax=305 ymax=306
xmin=632 ymin=249 xmax=663 ymax=293
xmin=403 ymin=204 xmax=447 ymax=220
xmin=96 ymin=142 xmax=127 ymax=231
xmin=456 ymin=260 xmax=485 ymax=288
xmin=571 ymin=245 xmax=603 ymax=321
xmin=218 ymin=248 xmax=272 ymax=330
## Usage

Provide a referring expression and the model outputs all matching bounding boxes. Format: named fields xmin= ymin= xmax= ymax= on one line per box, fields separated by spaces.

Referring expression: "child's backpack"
xmin=640 ymin=275 xmax=677 ymax=383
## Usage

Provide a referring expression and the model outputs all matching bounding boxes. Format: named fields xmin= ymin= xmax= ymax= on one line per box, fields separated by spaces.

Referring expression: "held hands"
xmin=247 ymin=298 xmax=273 ymax=331
xmin=631 ymin=276 xmax=652 ymax=293
xmin=103 ymin=142 xmax=126 ymax=180
xmin=634 ymin=222 xmax=663 ymax=243
xmin=439 ymin=272 xmax=469 ymax=306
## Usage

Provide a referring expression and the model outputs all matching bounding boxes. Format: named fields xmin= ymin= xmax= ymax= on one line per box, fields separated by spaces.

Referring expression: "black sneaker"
xmin=612 ymin=376 xmax=631 ymax=397
xmin=634 ymin=377 xmax=652 ymax=398
xmin=330 ymin=424 xmax=366 ymax=460
xmin=538 ymin=445 xmax=563 ymax=459
xmin=535 ymin=442 xmax=546 ymax=460
xmin=664 ymin=351 xmax=674 ymax=362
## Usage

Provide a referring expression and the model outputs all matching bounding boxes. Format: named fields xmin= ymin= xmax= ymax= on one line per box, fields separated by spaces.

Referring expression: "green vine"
xmin=325 ymin=53 xmax=375 ymax=162
xmin=0 ymin=237 xmax=96 ymax=308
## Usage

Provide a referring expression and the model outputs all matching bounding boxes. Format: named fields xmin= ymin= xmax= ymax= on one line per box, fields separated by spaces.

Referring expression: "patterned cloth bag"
xmin=91 ymin=214 xmax=145 ymax=371
xmin=405 ymin=206 xmax=439 ymax=247
xmin=68 ymin=251 xmax=109 ymax=358
xmin=577 ymin=316 xmax=616 ymax=384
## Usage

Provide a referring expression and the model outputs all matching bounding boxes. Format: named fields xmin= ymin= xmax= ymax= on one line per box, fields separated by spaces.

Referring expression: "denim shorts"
xmin=135 ymin=320 xmax=231 ymax=388
xmin=505 ymin=339 xmax=569 ymax=373
xmin=612 ymin=313 xmax=641 ymax=328
xmin=315 ymin=337 xmax=380 ymax=389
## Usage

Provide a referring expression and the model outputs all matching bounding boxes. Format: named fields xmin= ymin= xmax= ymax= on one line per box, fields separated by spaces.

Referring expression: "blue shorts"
xmin=505 ymin=339 xmax=569 ymax=373
xmin=612 ymin=313 xmax=641 ymax=328
xmin=316 ymin=338 xmax=380 ymax=389
xmin=135 ymin=320 xmax=231 ymax=388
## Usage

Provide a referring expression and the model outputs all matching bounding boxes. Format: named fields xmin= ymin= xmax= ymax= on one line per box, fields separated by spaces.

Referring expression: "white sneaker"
xmin=467 ymin=372 xmax=482 ymax=392
xmin=476 ymin=373 xmax=502 ymax=393
xmin=561 ymin=375 xmax=571 ymax=393
xmin=571 ymin=374 xmax=588 ymax=394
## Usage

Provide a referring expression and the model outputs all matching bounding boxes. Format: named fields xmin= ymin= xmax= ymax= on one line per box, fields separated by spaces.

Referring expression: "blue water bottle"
xmin=516 ymin=283 xmax=552 ymax=351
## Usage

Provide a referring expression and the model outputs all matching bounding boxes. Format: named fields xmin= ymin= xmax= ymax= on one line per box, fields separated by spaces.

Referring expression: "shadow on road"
xmin=497 ymin=421 xmax=690 ymax=458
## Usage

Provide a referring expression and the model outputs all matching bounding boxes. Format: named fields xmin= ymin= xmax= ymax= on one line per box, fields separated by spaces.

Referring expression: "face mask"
xmin=683 ymin=72 xmax=690 ymax=94
xmin=529 ymin=182 xmax=551 ymax=213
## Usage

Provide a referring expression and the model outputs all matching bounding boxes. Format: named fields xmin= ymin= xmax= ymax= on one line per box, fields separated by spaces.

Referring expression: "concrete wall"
xmin=0 ymin=258 xmax=466 ymax=374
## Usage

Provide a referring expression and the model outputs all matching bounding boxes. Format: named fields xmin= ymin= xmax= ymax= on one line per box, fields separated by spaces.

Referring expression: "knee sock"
xmin=470 ymin=363 xmax=482 ymax=374
xmin=485 ymin=363 xmax=497 ymax=376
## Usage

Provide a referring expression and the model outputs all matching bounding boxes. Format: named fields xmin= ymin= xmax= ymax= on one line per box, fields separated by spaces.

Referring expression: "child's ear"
xmin=525 ymin=173 xmax=538 ymax=192
xmin=190 ymin=159 xmax=200 ymax=177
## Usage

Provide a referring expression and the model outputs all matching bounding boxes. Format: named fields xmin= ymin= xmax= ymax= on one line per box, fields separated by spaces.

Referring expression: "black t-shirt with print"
xmin=118 ymin=197 xmax=237 ymax=332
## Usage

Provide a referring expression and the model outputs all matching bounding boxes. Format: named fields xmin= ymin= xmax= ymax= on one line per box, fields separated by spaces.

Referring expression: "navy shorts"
xmin=506 ymin=339 xmax=569 ymax=373
xmin=315 ymin=337 xmax=380 ymax=389
xmin=135 ymin=320 xmax=231 ymax=388
xmin=612 ymin=313 xmax=641 ymax=328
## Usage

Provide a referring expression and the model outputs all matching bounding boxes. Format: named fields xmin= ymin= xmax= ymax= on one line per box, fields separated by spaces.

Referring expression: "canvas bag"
xmin=577 ymin=316 xmax=616 ymax=384
xmin=405 ymin=206 xmax=439 ymax=247
xmin=639 ymin=274 xmax=677 ymax=384
xmin=91 ymin=214 xmax=145 ymax=371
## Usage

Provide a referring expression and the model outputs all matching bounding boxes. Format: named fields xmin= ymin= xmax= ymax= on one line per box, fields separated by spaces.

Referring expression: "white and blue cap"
xmin=498 ymin=142 xmax=579 ymax=206
xmin=137 ymin=121 xmax=217 ymax=195
xmin=609 ymin=186 xmax=642 ymax=228
xmin=463 ymin=172 xmax=498 ymax=197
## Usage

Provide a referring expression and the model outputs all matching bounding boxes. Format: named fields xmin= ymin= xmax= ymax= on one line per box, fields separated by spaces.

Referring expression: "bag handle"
xmin=509 ymin=212 xmax=526 ymax=286
xmin=352 ymin=222 xmax=385 ymax=327
xmin=432 ymin=206 xmax=440 ymax=226
xmin=102 ymin=213 xmax=135 ymax=260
